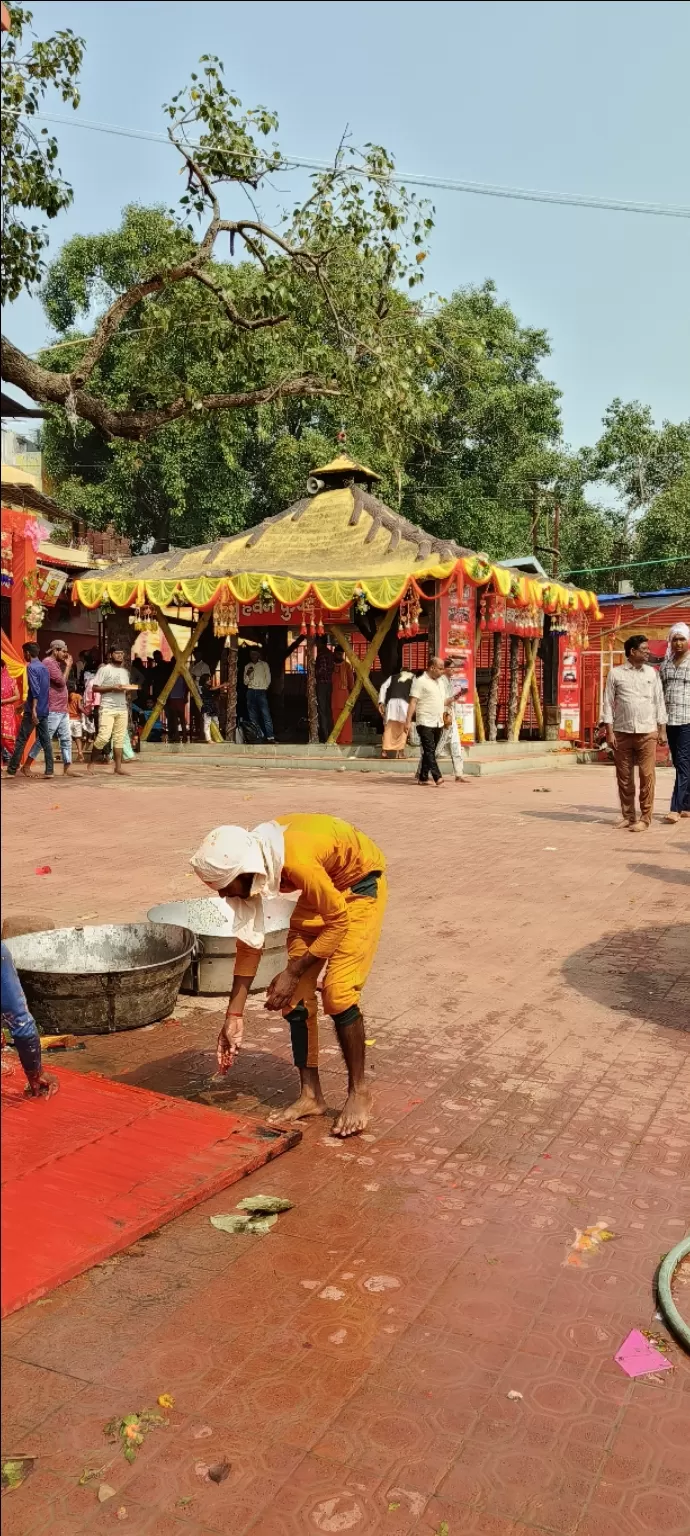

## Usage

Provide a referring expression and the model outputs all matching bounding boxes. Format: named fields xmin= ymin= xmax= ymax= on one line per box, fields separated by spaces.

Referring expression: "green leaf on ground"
xmin=2 ymin=1458 xmax=35 ymax=1492
xmin=210 ymin=1214 xmax=252 ymax=1234
xmin=235 ymin=1195 xmax=293 ymax=1214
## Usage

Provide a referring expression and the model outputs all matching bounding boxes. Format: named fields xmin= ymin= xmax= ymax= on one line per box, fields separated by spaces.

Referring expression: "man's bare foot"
xmin=663 ymin=812 xmax=679 ymax=824
xmin=331 ymin=1087 xmax=373 ymax=1138
xmin=24 ymin=1073 xmax=59 ymax=1099
xmin=614 ymin=818 xmax=634 ymax=828
xmin=114 ymin=767 xmax=130 ymax=776
xmin=270 ymin=1088 xmax=327 ymax=1123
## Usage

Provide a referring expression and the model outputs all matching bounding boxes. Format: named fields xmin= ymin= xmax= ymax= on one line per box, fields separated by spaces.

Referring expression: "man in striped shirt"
xmin=659 ymin=622 xmax=690 ymax=824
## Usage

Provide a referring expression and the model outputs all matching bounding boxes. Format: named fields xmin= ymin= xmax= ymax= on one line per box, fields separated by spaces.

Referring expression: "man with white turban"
xmin=191 ymin=813 xmax=387 ymax=1136
xmin=659 ymin=622 xmax=690 ymax=823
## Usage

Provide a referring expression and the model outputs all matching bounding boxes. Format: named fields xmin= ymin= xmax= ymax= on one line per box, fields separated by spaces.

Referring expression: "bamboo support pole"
xmin=327 ymin=606 xmax=397 ymax=745
xmin=510 ymin=637 xmax=539 ymax=741
xmin=140 ymin=609 xmax=211 ymax=742
xmin=224 ymin=632 xmax=238 ymax=740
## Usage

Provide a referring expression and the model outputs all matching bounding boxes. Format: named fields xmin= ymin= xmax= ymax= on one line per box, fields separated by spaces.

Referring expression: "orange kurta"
xmin=236 ymin=813 xmax=387 ymax=1065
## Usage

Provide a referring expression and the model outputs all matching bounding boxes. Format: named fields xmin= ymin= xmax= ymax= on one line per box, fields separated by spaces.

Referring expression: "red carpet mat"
xmin=1 ymin=1063 xmax=299 ymax=1317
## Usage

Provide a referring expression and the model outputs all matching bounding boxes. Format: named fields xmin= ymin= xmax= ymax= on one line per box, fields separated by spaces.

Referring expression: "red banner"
xmin=238 ymin=598 xmax=351 ymax=627
xmin=439 ymin=576 xmax=476 ymax=741
xmin=558 ymin=636 xmax=581 ymax=738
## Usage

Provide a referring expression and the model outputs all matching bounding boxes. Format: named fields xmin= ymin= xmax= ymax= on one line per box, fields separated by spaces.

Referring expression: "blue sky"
xmin=5 ymin=0 xmax=689 ymax=449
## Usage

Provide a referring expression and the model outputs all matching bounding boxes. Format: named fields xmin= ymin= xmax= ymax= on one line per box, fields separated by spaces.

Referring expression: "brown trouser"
xmin=613 ymin=731 xmax=657 ymax=824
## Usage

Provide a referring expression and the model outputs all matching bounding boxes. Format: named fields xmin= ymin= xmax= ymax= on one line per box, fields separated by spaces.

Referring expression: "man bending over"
xmin=191 ymin=813 xmax=387 ymax=1137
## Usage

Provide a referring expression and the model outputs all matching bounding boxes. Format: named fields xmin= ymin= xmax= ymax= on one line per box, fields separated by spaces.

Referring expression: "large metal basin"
xmin=5 ymin=923 xmax=195 ymax=1036
xmin=147 ymin=894 xmax=298 ymax=996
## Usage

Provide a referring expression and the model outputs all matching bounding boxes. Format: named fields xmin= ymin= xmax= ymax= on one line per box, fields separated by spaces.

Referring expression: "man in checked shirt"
xmin=602 ymin=635 xmax=667 ymax=831
xmin=659 ymin=622 xmax=690 ymax=824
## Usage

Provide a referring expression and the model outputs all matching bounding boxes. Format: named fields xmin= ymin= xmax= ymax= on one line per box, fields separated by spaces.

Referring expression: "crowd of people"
xmin=2 ymin=641 xmax=138 ymax=780
xmin=1 ymin=623 xmax=688 ymax=816
xmin=602 ymin=623 xmax=690 ymax=828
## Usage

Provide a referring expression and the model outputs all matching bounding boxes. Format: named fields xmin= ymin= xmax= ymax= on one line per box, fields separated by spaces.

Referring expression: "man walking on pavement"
xmin=659 ymin=621 xmax=690 ymax=824
xmin=23 ymin=639 xmax=75 ymax=777
xmin=602 ymin=634 xmax=667 ymax=831
xmin=5 ymin=642 xmax=54 ymax=779
xmin=406 ymin=654 xmax=447 ymax=786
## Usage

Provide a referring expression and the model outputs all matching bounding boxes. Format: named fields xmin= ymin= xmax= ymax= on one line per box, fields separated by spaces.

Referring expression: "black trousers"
xmin=667 ymin=723 xmax=690 ymax=812
xmin=417 ymin=724 xmax=442 ymax=783
xmin=317 ymin=681 xmax=332 ymax=741
xmin=6 ymin=705 xmax=55 ymax=776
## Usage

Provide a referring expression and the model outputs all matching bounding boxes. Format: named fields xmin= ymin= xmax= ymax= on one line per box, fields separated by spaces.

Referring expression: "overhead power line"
xmin=36 ymin=112 xmax=690 ymax=221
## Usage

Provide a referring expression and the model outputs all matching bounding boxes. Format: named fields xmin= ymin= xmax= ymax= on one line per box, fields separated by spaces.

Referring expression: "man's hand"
xmin=606 ymin=728 xmax=616 ymax=751
xmin=265 ymin=966 xmax=297 ymax=1012
xmin=217 ymin=1011 xmax=244 ymax=1072
xmin=658 ymin=728 xmax=667 ymax=745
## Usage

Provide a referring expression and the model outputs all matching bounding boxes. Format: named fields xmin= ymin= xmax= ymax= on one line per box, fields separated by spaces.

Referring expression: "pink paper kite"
xmin=615 ymin=1329 xmax=673 ymax=1378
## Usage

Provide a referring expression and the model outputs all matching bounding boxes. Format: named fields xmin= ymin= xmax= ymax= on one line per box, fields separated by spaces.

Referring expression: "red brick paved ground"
xmin=2 ymin=759 xmax=689 ymax=1536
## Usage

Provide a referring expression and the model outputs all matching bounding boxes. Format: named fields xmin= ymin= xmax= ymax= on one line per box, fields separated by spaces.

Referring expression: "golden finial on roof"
xmin=309 ymin=453 xmax=381 ymax=483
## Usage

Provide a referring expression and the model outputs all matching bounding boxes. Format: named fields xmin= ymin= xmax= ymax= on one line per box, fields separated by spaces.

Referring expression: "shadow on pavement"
xmin=629 ymin=862 xmax=690 ymax=887
xmin=522 ymin=807 xmax=616 ymax=825
xmin=563 ymin=922 xmax=689 ymax=1032
xmin=113 ymin=1044 xmax=295 ymax=1110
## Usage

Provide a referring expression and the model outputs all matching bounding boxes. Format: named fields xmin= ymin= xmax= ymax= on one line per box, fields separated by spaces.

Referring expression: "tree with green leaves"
xmin=584 ymin=399 xmax=690 ymax=589
xmin=2 ymin=54 xmax=433 ymax=440
xmin=39 ymin=202 xmax=427 ymax=547
xmin=1 ymin=6 xmax=84 ymax=304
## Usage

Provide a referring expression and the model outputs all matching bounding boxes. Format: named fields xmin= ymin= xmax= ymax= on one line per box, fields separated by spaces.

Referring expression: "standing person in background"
xmin=440 ymin=658 xmax=468 ymax=784
xmin=24 ymin=639 xmax=74 ymax=777
xmin=659 ymin=622 xmax=690 ymax=824
xmin=68 ymin=687 xmax=85 ymax=764
xmin=243 ymin=648 xmax=274 ymax=742
xmin=602 ymin=634 xmax=667 ymax=831
xmin=330 ymin=645 xmax=356 ymax=745
xmin=378 ymin=666 xmax=413 ymax=758
xmin=1 ymin=942 xmax=57 ymax=1097
xmin=6 ymin=643 xmax=54 ymax=779
xmin=1 ymin=658 xmax=20 ymax=767
xmin=406 ymin=655 xmax=447 ymax=786
xmin=87 ymin=645 xmax=137 ymax=777
xmin=315 ymin=636 xmax=335 ymax=741
xmin=166 ymin=670 xmax=189 ymax=743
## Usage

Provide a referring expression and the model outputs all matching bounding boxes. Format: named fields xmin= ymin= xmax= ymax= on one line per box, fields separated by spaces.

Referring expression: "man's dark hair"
xmin=22 ymin=642 xmax=40 ymax=658
xmin=108 ymin=643 xmax=125 ymax=657
xmin=624 ymin=634 xmax=648 ymax=658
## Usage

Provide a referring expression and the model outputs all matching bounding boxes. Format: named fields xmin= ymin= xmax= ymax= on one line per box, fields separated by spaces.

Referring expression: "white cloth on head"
xmin=189 ymin=821 xmax=285 ymax=948
xmin=666 ymin=622 xmax=690 ymax=660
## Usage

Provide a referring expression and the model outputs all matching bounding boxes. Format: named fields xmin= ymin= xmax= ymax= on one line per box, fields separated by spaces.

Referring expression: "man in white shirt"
xmin=243 ymin=648 xmax=274 ymax=742
xmin=406 ymin=655 xmax=447 ymax=785
xmin=87 ymin=646 xmax=138 ymax=777
xmin=601 ymin=634 xmax=667 ymax=831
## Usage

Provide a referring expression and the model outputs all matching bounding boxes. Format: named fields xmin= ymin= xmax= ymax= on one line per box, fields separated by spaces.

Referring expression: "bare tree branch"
xmin=1 ymin=336 xmax=337 ymax=440
xmin=187 ymin=268 xmax=287 ymax=330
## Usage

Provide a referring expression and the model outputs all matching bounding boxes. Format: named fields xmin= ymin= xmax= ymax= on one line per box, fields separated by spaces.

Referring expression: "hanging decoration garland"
xmin=1 ymin=529 xmax=13 ymax=591
xmin=479 ymin=592 xmax=507 ymax=633
xmin=298 ymin=593 xmax=325 ymax=638
xmin=397 ymin=585 xmax=422 ymax=639
xmin=213 ymin=584 xmax=239 ymax=637
xmin=130 ymin=601 xmax=158 ymax=633
xmin=23 ymin=599 xmax=46 ymax=632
